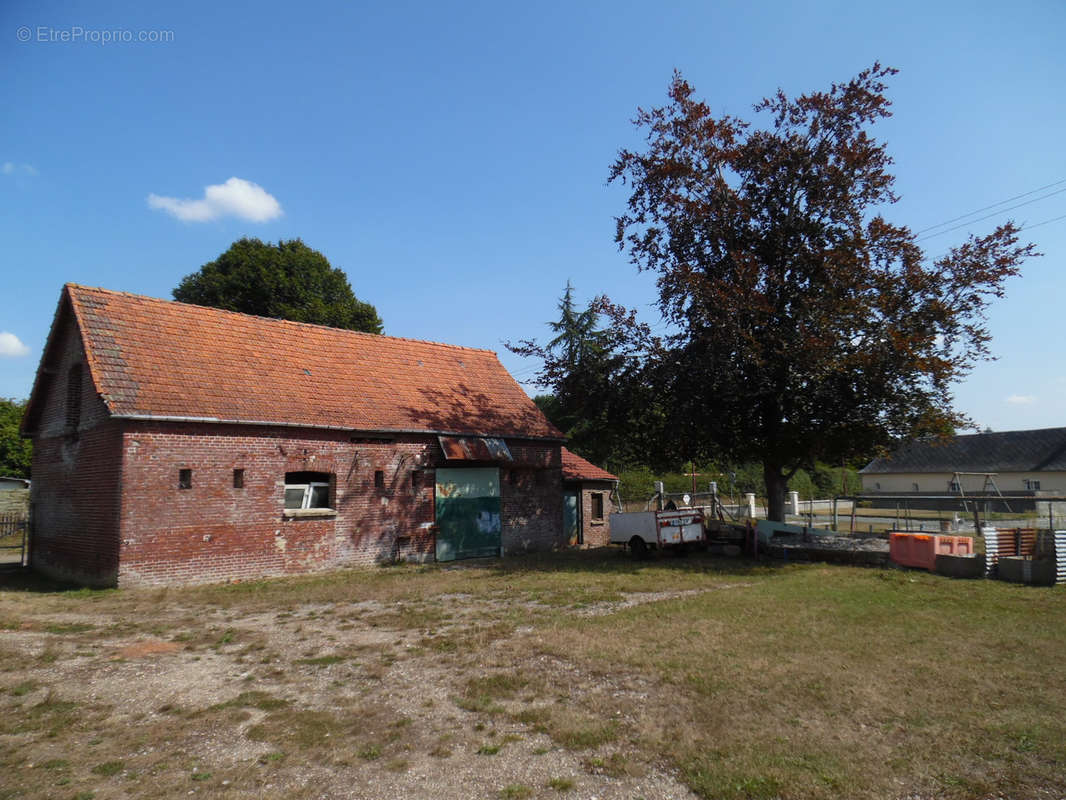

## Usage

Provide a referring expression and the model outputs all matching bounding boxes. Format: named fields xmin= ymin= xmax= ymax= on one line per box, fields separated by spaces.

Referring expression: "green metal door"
xmin=563 ymin=490 xmax=580 ymax=546
xmin=435 ymin=468 xmax=501 ymax=562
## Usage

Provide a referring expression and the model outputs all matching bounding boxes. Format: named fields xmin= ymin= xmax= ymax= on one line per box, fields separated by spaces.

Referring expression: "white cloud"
xmin=2 ymin=162 xmax=37 ymax=176
xmin=0 ymin=332 xmax=30 ymax=358
xmin=147 ymin=177 xmax=283 ymax=223
xmin=1006 ymin=394 xmax=1037 ymax=405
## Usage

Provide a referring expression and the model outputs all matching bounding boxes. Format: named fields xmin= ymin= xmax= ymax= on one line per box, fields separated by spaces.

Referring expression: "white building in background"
xmin=860 ymin=427 xmax=1066 ymax=496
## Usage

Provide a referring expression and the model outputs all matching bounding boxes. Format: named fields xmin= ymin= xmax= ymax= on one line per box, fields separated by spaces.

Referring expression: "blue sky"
xmin=3 ymin=0 xmax=1064 ymax=435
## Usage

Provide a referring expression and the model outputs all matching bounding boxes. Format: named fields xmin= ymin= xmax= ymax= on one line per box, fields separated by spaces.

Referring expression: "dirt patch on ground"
xmin=0 ymin=579 xmax=703 ymax=800
xmin=115 ymin=639 xmax=183 ymax=659
xmin=574 ymin=585 xmax=752 ymax=616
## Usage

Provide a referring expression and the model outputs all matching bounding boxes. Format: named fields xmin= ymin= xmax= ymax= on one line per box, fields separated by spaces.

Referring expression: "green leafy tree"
xmin=174 ymin=238 xmax=383 ymax=333
xmin=609 ymin=65 xmax=1036 ymax=521
xmin=0 ymin=398 xmax=32 ymax=478
xmin=509 ymin=284 xmax=659 ymax=469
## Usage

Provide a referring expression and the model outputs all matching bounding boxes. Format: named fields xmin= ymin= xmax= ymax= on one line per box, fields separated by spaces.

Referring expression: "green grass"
xmin=499 ymin=785 xmax=533 ymax=799
xmin=294 ymin=654 xmax=345 ymax=666
xmin=357 ymin=745 xmax=381 ymax=761
xmin=535 ymin=562 xmax=1066 ymax=797
xmin=211 ymin=690 xmax=289 ymax=712
xmin=43 ymin=622 xmax=95 ymax=635
xmin=0 ymin=549 xmax=1064 ymax=799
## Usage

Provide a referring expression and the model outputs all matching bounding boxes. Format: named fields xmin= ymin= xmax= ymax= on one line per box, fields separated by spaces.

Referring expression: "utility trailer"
xmin=610 ymin=509 xmax=706 ymax=557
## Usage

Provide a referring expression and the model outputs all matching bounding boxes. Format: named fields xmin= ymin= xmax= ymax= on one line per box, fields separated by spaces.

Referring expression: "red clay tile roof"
xmin=561 ymin=447 xmax=617 ymax=482
xmin=60 ymin=284 xmax=563 ymax=440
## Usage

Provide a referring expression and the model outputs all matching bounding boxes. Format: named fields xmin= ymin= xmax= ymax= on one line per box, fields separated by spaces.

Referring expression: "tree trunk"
xmin=764 ymin=462 xmax=789 ymax=522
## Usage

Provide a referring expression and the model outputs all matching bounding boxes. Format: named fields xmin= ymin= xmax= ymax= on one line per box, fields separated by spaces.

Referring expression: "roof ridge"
xmin=956 ymin=426 xmax=1066 ymax=437
xmin=48 ymin=283 xmax=564 ymax=440
xmin=561 ymin=446 xmax=618 ymax=481
xmin=64 ymin=283 xmax=501 ymax=356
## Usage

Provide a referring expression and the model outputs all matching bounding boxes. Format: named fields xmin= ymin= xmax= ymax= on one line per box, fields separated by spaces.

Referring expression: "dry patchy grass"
xmin=0 ymin=550 xmax=1063 ymax=799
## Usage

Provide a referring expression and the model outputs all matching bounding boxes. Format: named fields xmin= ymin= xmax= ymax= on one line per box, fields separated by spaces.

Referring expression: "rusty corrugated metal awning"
xmin=438 ymin=436 xmax=513 ymax=462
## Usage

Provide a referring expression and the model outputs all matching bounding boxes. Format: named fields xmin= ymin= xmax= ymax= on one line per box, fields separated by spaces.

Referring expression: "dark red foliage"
xmin=609 ymin=65 xmax=1037 ymax=521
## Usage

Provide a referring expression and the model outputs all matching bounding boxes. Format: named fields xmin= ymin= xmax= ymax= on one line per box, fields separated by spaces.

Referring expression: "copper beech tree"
xmin=609 ymin=65 xmax=1036 ymax=522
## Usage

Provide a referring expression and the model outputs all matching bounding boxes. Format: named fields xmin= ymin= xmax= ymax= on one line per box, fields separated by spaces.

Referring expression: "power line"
xmin=1022 ymin=211 xmax=1066 ymax=232
xmin=915 ymin=186 xmax=1066 ymax=242
xmin=915 ymin=177 xmax=1066 ymax=235
xmin=922 ymin=210 xmax=1066 ymax=264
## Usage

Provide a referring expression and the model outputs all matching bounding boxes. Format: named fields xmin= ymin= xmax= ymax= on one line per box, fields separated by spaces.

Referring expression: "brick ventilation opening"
xmin=65 ymin=363 xmax=82 ymax=430
xmin=233 ymin=469 xmax=244 ymax=489
xmin=375 ymin=470 xmax=385 ymax=491
xmin=178 ymin=469 xmax=192 ymax=490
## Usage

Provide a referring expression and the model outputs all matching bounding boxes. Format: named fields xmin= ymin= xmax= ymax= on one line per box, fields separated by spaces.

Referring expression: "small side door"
xmin=563 ymin=490 xmax=580 ymax=546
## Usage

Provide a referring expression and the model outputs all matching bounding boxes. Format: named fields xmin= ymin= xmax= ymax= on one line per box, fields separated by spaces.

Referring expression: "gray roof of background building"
xmin=860 ymin=427 xmax=1066 ymax=474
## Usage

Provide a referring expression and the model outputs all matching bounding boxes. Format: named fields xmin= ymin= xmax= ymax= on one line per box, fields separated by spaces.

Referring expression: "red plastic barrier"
xmin=889 ymin=532 xmax=973 ymax=571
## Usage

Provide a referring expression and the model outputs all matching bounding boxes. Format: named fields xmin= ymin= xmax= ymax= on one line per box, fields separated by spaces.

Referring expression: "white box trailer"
xmin=609 ymin=509 xmax=705 ymax=556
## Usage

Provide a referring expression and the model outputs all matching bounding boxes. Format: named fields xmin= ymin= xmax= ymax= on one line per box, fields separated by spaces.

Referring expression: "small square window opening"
xmin=178 ymin=469 xmax=192 ymax=490
xmin=591 ymin=493 xmax=604 ymax=521
xmin=284 ymin=471 xmax=332 ymax=509
xmin=233 ymin=469 xmax=245 ymax=489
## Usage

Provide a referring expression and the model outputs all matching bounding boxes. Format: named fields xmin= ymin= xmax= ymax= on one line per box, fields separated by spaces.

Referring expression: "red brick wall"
xmin=28 ymin=308 xmax=564 ymax=586
xmin=117 ymin=424 xmax=441 ymax=586
xmin=501 ymin=441 xmax=564 ymax=555
xmin=115 ymin=425 xmax=565 ymax=586
xmin=578 ymin=481 xmax=615 ymax=547
xmin=29 ymin=316 xmax=124 ymax=585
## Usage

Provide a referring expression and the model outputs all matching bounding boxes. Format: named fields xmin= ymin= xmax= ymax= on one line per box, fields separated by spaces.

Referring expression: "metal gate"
xmin=435 ymin=468 xmax=501 ymax=562
xmin=0 ymin=513 xmax=28 ymax=566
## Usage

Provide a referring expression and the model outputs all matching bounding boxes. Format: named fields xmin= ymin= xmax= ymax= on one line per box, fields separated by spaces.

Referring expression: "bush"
xmin=614 ymin=460 xmax=862 ymax=507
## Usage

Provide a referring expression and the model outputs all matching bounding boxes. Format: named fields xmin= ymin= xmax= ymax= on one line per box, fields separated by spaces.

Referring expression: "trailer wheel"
xmin=629 ymin=537 xmax=648 ymax=559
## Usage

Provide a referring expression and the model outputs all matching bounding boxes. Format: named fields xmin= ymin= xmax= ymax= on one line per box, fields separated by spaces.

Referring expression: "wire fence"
xmin=0 ymin=513 xmax=28 ymax=566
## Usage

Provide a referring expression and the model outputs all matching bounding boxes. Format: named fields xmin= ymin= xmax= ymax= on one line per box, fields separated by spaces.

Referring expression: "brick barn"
xmin=561 ymin=448 xmax=618 ymax=548
xmin=22 ymin=284 xmax=572 ymax=587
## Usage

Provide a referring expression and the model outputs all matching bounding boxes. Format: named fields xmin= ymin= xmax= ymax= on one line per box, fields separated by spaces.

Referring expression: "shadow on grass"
xmin=435 ymin=546 xmax=790 ymax=580
xmin=0 ymin=548 xmax=792 ymax=598
xmin=0 ymin=565 xmax=113 ymax=596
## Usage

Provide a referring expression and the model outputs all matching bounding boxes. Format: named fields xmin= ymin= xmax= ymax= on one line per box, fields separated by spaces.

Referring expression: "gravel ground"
xmin=0 ymin=586 xmax=704 ymax=800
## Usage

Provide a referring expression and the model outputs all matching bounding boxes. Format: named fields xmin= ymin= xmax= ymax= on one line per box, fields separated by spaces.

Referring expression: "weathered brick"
xmin=24 ymin=285 xmax=588 ymax=587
